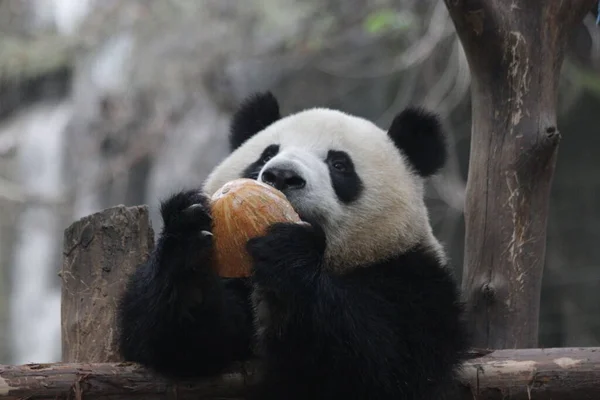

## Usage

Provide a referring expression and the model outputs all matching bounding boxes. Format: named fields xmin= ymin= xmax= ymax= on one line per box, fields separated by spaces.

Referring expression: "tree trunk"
xmin=443 ymin=0 xmax=597 ymax=348
xmin=60 ymin=205 xmax=155 ymax=362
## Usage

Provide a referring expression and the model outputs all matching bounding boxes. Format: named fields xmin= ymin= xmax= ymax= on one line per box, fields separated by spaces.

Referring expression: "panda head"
xmin=203 ymin=92 xmax=448 ymax=271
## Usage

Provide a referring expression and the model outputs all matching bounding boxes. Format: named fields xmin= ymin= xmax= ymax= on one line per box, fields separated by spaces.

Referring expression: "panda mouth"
xmin=253 ymin=176 xmax=314 ymax=225
xmin=281 ymin=197 xmax=308 ymax=223
xmin=297 ymin=213 xmax=308 ymax=223
xmin=292 ymin=207 xmax=322 ymax=228
xmin=282 ymin=198 xmax=308 ymax=224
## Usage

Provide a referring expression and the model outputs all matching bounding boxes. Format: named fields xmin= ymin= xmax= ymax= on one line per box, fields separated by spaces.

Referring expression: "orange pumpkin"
xmin=210 ymin=178 xmax=301 ymax=277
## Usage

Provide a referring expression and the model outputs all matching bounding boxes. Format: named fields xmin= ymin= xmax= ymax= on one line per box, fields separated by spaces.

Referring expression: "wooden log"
xmin=0 ymin=361 xmax=256 ymax=400
xmin=443 ymin=0 xmax=597 ymax=348
xmin=60 ymin=205 xmax=155 ymax=363
xmin=459 ymin=347 xmax=600 ymax=399
xmin=0 ymin=348 xmax=599 ymax=399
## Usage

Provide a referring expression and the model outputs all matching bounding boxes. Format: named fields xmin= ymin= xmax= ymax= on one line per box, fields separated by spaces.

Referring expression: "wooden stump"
xmin=60 ymin=205 xmax=154 ymax=363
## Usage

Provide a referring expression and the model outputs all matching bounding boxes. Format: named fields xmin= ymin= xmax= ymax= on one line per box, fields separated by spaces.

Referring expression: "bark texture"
xmin=1 ymin=348 xmax=599 ymax=399
xmin=444 ymin=0 xmax=597 ymax=348
xmin=60 ymin=205 xmax=155 ymax=362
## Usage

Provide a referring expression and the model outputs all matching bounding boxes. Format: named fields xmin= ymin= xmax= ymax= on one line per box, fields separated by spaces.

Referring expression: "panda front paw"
xmin=160 ymin=189 xmax=213 ymax=235
xmin=158 ymin=189 xmax=214 ymax=275
xmin=246 ymin=221 xmax=326 ymax=292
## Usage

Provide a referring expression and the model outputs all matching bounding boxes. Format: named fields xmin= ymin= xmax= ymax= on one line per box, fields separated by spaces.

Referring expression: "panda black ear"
xmin=229 ymin=91 xmax=281 ymax=151
xmin=387 ymin=107 xmax=447 ymax=177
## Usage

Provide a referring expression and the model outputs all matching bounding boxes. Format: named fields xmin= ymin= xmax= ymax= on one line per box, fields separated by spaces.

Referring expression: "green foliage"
xmin=363 ymin=8 xmax=415 ymax=35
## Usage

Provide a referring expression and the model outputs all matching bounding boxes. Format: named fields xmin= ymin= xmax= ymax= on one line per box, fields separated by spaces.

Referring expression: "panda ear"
xmin=229 ymin=91 xmax=281 ymax=151
xmin=387 ymin=107 xmax=447 ymax=177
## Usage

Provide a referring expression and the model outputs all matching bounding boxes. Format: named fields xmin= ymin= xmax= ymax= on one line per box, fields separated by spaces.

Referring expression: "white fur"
xmin=203 ymin=108 xmax=445 ymax=271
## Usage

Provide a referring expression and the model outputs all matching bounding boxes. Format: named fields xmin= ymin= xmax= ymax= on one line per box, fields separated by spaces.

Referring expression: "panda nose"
xmin=261 ymin=167 xmax=306 ymax=191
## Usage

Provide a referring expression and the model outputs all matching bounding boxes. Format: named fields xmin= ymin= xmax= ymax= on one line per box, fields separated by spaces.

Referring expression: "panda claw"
xmin=185 ymin=203 xmax=204 ymax=212
xmin=200 ymin=230 xmax=213 ymax=237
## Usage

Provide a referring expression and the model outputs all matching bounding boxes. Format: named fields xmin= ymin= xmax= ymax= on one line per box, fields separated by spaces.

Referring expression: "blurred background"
xmin=0 ymin=0 xmax=599 ymax=365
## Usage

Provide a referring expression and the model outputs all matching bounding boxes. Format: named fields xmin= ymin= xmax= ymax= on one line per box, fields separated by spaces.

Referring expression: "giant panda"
xmin=116 ymin=91 xmax=469 ymax=400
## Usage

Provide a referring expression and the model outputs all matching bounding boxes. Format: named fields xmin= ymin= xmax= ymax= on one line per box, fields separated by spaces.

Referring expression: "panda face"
xmin=242 ymin=143 xmax=363 ymax=227
xmin=203 ymin=93 xmax=448 ymax=271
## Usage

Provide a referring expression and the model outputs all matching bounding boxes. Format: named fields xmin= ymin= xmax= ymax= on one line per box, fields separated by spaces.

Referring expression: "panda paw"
xmin=157 ymin=189 xmax=214 ymax=275
xmin=246 ymin=221 xmax=326 ymax=292
xmin=160 ymin=189 xmax=213 ymax=237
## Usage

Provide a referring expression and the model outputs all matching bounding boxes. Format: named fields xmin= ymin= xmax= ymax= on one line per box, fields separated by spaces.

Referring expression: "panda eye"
xmin=260 ymin=144 xmax=279 ymax=164
xmin=332 ymin=161 xmax=348 ymax=172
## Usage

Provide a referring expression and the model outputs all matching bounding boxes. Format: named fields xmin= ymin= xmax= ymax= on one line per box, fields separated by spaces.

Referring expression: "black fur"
xmin=242 ymin=144 xmax=280 ymax=180
xmin=325 ymin=149 xmax=363 ymax=203
xmin=229 ymin=92 xmax=281 ymax=151
xmin=246 ymin=222 xmax=468 ymax=400
xmin=387 ymin=107 xmax=447 ymax=177
xmin=117 ymin=190 xmax=254 ymax=378
xmin=117 ymin=192 xmax=469 ymax=399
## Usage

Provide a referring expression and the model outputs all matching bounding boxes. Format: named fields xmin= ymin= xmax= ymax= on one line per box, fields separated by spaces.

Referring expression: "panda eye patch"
xmin=241 ymin=144 xmax=280 ymax=180
xmin=260 ymin=144 xmax=280 ymax=163
xmin=326 ymin=150 xmax=354 ymax=174
xmin=326 ymin=149 xmax=362 ymax=203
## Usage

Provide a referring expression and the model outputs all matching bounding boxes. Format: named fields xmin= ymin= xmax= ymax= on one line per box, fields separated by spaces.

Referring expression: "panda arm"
xmin=116 ymin=190 xmax=254 ymax=378
xmin=247 ymin=223 xmax=467 ymax=397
